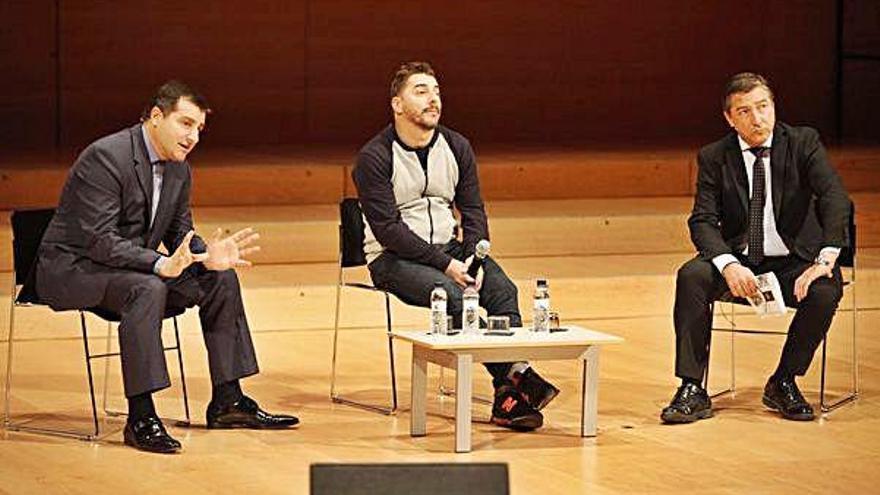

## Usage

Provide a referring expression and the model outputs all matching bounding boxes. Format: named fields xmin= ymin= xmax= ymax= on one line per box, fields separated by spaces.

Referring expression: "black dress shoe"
xmin=762 ymin=376 xmax=815 ymax=421
xmin=513 ymin=367 xmax=560 ymax=411
xmin=206 ymin=395 xmax=300 ymax=429
xmin=490 ymin=382 xmax=543 ymax=431
xmin=123 ymin=415 xmax=181 ymax=454
xmin=661 ymin=382 xmax=712 ymax=424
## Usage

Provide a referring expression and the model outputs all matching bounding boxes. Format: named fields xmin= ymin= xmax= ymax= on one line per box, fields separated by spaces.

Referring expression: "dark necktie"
xmin=747 ymin=146 xmax=769 ymax=265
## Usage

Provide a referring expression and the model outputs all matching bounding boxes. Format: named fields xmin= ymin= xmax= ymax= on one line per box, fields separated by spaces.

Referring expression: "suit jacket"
xmin=688 ymin=122 xmax=851 ymax=263
xmin=36 ymin=124 xmax=205 ymax=310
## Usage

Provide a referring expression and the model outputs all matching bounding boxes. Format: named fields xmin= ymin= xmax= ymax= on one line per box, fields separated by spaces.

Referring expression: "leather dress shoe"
xmin=513 ymin=367 xmax=560 ymax=411
xmin=206 ymin=395 xmax=300 ymax=429
xmin=123 ymin=414 xmax=181 ymax=454
xmin=762 ymin=376 xmax=815 ymax=421
xmin=661 ymin=382 xmax=713 ymax=424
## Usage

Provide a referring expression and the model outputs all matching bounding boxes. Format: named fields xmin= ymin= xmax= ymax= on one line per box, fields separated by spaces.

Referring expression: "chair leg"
xmin=707 ymin=302 xmax=736 ymax=400
xmin=330 ymin=264 xmax=343 ymax=401
xmin=4 ymin=285 xmax=18 ymax=427
xmin=2 ymin=306 xmax=102 ymax=440
xmin=101 ymin=317 xmax=191 ymax=426
xmin=385 ymin=293 xmax=399 ymax=414
xmin=819 ymin=289 xmax=859 ymax=414
xmin=329 ymin=269 xmax=399 ymax=415
xmin=101 ymin=321 xmax=118 ymax=417
xmin=172 ymin=316 xmax=191 ymax=426
xmin=81 ymin=312 xmax=101 ymax=440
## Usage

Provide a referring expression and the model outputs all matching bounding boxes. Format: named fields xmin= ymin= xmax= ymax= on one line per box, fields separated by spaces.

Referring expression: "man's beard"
xmin=414 ymin=110 xmax=440 ymax=130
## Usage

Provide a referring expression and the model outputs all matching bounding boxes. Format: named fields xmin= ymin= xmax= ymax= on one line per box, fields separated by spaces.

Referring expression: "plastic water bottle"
xmin=532 ymin=279 xmax=550 ymax=332
xmin=462 ymin=284 xmax=480 ymax=334
xmin=430 ymin=282 xmax=448 ymax=335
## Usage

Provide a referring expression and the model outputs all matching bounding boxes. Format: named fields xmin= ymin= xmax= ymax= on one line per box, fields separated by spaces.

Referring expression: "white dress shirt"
xmin=712 ymin=133 xmax=839 ymax=273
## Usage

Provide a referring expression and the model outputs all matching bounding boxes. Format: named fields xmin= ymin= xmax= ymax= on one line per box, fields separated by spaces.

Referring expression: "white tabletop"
xmin=391 ymin=324 xmax=624 ymax=350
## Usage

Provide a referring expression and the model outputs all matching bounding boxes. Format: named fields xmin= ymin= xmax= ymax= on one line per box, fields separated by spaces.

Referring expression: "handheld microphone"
xmin=467 ymin=239 xmax=491 ymax=279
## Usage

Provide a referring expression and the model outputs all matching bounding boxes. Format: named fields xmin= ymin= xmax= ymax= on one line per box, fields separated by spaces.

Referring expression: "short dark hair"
xmin=141 ymin=80 xmax=211 ymax=121
xmin=723 ymin=72 xmax=773 ymax=112
xmin=390 ymin=61 xmax=436 ymax=98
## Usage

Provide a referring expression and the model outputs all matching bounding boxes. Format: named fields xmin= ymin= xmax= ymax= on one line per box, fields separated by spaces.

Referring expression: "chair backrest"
xmin=339 ymin=198 xmax=367 ymax=268
xmin=10 ymin=208 xmax=56 ymax=303
xmin=837 ymin=201 xmax=856 ymax=269
xmin=310 ymin=463 xmax=509 ymax=495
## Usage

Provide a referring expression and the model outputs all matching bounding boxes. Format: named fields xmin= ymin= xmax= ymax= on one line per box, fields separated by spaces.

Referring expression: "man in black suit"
xmin=36 ymin=81 xmax=298 ymax=453
xmin=661 ymin=73 xmax=851 ymax=423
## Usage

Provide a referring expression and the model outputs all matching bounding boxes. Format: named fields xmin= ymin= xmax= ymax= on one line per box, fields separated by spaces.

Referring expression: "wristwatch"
xmin=814 ymin=254 xmax=833 ymax=267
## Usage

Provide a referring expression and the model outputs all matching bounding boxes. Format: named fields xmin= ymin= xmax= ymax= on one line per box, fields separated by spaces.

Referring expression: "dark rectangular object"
xmin=310 ymin=463 xmax=509 ymax=495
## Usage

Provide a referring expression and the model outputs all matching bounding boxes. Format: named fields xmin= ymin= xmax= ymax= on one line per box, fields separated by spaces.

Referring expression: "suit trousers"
xmin=673 ymin=254 xmax=843 ymax=382
xmin=368 ymin=240 xmax=521 ymax=388
xmin=96 ymin=265 xmax=259 ymax=397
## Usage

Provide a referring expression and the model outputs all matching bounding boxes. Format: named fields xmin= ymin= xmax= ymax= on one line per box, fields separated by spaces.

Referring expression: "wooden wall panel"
xmin=842 ymin=61 xmax=880 ymax=143
xmin=306 ymin=0 xmax=837 ymax=145
xmin=0 ymin=0 xmax=852 ymax=152
xmin=762 ymin=1 xmax=837 ymax=138
xmin=58 ymin=1 xmax=306 ymax=147
xmin=844 ymin=0 xmax=880 ymax=56
xmin=0 ymin=1 xmax=57 ymax=151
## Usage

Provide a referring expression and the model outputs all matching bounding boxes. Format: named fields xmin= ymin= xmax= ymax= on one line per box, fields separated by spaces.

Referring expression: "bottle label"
xmin=533 ymin=298 xmax=550 ymax=332
xmin=431 ymin=301 xmax=447 ymax=334
xmin=462 ymin=299 xmax=479 ymax=334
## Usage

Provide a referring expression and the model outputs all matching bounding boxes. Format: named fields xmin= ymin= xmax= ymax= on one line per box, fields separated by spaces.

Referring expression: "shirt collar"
xmin=141 ymin=124 xmax=162 ymax=165
xmin=392 ymin=126 xmax=440 ymax=152
xmin=737 ymin=132 xmax=774 ymax=153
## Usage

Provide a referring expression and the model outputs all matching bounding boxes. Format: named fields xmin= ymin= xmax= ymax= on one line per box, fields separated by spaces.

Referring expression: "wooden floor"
xmin=0 ymin=248 xmax=878 ymax=494
xmin=2 ymin=185 xmax=879 ymax=493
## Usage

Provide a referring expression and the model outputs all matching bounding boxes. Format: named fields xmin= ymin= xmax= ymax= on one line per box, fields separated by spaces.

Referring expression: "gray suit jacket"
xmin=688 ymin=122 xmax=851 ymax=263
xmin=36 ymin=124 xmax=205 ymax=310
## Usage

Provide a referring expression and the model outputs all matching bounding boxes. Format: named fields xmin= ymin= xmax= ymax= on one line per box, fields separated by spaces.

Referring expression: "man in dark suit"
xmin=36 ymin=80 xmax=298 ymax=453
xmin=661 ymin=73 xmax=851 ymax=423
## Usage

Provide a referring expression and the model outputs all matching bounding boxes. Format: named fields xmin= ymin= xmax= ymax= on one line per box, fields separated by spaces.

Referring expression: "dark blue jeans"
xmin=369 ymin=240 xmax=521 ymax=388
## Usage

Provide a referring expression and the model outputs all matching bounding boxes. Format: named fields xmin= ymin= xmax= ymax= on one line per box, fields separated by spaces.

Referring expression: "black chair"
xmin=4 ymin=208 xmax=190 ymax=440
xmin=310 ymin=463 xmax=509 ymax=495
xmin=706 ymin=203 xmax=859 ymax=414
xmin=329 ymin=198 xmax=399 ymax=415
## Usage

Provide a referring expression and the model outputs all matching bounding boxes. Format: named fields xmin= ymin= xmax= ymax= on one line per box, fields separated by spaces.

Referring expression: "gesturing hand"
xmin=158 ymin=230 xmax=203 ymax=278
xmin=201 ymin=227 xmax=261 ymax=271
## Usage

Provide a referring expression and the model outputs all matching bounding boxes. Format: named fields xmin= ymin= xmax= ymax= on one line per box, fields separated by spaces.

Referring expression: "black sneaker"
xmin=513 ymin=367 xmax=560 ymax=411
xmin=490 ymin=383 xmax=543 ymax=431
xmin=660 ymin=382 xmax=713 ymax=424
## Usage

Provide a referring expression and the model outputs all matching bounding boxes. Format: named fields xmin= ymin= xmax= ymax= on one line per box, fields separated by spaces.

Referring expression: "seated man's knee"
xmin=131 ymin=275 xmax=167 ymax=300
xmin=806 ymin=280 xmax=842 ymax=310
xmin=215 ymin=269 xmax=241 ymax=288
xmin=497 ymin=275 xmax=518 ymax=298
xmin=677 ymin=258 xmax=715 ymax=288
xmin=483 ymin=259 xmax=517 ymax=294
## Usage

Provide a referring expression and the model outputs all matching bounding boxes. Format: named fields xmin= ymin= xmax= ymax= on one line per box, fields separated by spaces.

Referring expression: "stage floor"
xmin=1 ymin=262 xmax=877 ymax=494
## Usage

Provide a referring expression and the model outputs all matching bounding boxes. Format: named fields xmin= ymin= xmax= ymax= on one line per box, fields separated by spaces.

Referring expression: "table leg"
xmin=411 ymin=346 xmax=428 ymax=437
xmin=581 ymin=345 xmax=599 ymax=437
xmin=455 ymin=353 xmax=472 ymax=453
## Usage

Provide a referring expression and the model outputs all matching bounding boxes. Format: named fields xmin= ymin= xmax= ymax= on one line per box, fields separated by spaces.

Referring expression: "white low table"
xmin=392 ymin=325 xmax=624 ymax=453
